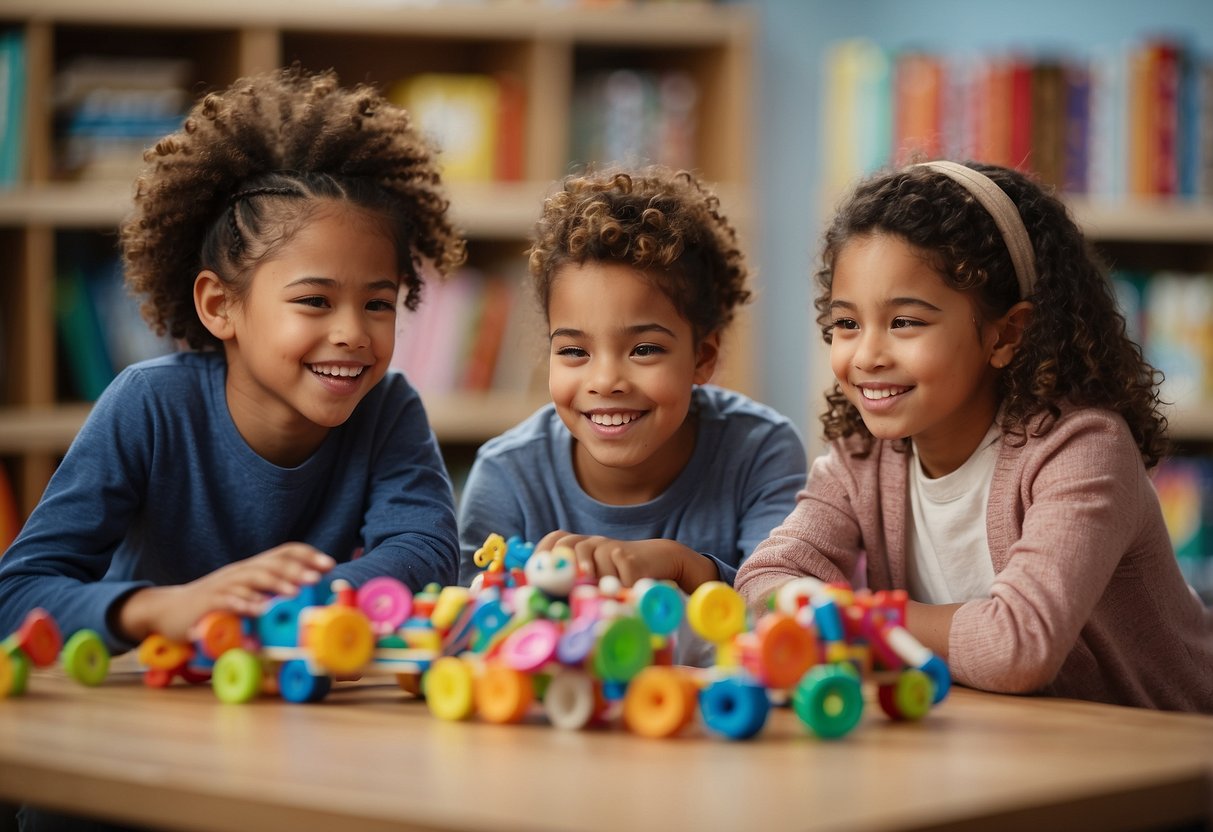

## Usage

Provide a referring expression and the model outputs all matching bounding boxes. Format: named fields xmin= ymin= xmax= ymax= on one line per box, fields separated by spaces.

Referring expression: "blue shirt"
xmin=0 ymin=352 xmax=458 ymax=652
xmin=457 ymin=385 xmax=807 ymax=587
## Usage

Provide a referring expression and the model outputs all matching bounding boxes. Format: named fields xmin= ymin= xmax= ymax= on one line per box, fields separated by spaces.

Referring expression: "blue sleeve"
xmin=708 ymin=419 xmax=807 ymax=586
xmin=456 ymin=453 xmax=529 ymax=586
xmin=0 ymin=371 xmax=155 ymax=651
xmin=327 ymin=385 xmax=459 ymax=592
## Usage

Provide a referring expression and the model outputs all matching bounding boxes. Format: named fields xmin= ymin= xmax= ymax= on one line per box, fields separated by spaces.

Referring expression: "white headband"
xmin=913 ymin=161 xmax=1037 ymax=299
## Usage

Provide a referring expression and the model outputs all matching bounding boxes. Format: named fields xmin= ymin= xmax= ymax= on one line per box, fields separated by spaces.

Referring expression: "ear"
xmin=989 ymin=301 xmax=1033 ymax=370
xmin=194 ymin=270 xmax=235 ymax=342
xmin=692 ymin=330 xmax=721 ymax=385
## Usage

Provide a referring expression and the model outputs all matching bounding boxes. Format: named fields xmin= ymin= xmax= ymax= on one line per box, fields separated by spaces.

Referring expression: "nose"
xmin=587 ymin=354 xmax=628 ymax=395
xmin=852 ymin=328 xmax=887 ymax=370
xmin=330 ymin=308 xmax=370 ymax=350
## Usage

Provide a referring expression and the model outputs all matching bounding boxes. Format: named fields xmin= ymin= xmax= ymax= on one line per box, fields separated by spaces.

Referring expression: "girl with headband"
xmin=736 ymin=161 xmax=1213 ymax=711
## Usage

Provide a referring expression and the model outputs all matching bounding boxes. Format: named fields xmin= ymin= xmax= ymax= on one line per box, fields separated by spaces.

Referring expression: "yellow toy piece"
xmin=430 ymin=586 xmax=471 ymax=631
xmin=137 ymin=634 xmax=192 ymax=671
xmin=304 ymin=606 xmax=374 ymax=676
xmin=424 ymin=657 xmax=476 ymax=721
xmin=473 ymin=533 xmax=507 ymax=572
xmin=686 ymin=581 xmax=747 ymax=644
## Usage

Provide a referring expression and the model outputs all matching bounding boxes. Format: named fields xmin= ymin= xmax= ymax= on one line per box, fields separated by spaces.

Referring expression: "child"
xmin=736 ymin=160 xmax=1213 ymax=712
xmin=0 ymin=67 xmax=466 ymax=652
xmin=457 ymin=166 xmax=807 ymax=617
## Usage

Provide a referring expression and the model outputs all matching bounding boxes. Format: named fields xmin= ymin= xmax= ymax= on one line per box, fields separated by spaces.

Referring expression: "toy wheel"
xmin=699 ymin=677 xmax=771 ymax=740
xmin=543 ymin=670 xmax=597 ymax=730
xmin=307 ymin=606 xmax=374 ymax=675
xmin=212 ymin=648 xmax=263 ymax=704
xmin=754 ymin=614 xmax=817 ymax=689
xmin=686 ymin=582 xmax=747 ymax=644
xmin=137 ymin=634 xmax=192 ymax=671
xmin=17 ymin=609 xmax=62 ymax=667
xmin=357 ymin=577 xmax=413 ymax=634
xmin=920 ymin=655 xmax=951 ymax=704
xmin=256 ymin=597 xmax=301 ymax=648
xmin=1 ymin=649 xmax=30 ymax=697
xmin=424 ymin=657 xmax=476 ymax=721
xmin=878 ymin=668 xmax=933 ymax=721
xmin=143 ymin=667 xmax=175 ymax=688
xmin=61 ymin=630 xmax=109 ymax=687
xmin=623 ymin=666 xmax=696 ymax=738
xmin=634 ymin=581 xmax=685 ymax=636
xmin=475 ymin=665 xmax=533 ymax=724
xmin=792 ymin=665 xmax=864 ymax=739
xmin=499 ymin=619 xmax=560 ymax=673
xmin=556 ymin=618 xmax=596 ymax=665
xmin=592 ymin=617 xmax=653 ymax=683
xmin=278 ymin=659 xmax=333 ymax=703
xmin=194 ymin=611 xmax=244 ymax=660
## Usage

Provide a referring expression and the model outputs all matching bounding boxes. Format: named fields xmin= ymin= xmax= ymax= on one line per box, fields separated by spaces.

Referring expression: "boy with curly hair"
xmin=0 ymin=67 xmax=466 ymax=650
xmin=458 ymin=167 xmax=806 ymax=646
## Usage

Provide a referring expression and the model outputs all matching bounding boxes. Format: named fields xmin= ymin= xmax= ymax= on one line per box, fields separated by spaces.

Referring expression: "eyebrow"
xmin=827 ymin=297 xmax=943 ymax=314
xmin=284 ymin=276 xmax=399 ymax=292
xmin=549 ymin=323 xmax=678 ymax=341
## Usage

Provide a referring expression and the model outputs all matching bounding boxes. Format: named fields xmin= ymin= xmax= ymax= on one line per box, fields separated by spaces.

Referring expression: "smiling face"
xmin=827 ymin=233 xmax=1008 ymax=477
xmin=205 ymin=203 xmax=400 ymax=466
xmin=547 ymin=261 xmax=718 ymax=503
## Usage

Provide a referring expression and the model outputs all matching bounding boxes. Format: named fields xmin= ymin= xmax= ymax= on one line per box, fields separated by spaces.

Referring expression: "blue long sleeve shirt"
xmin=0 ymin=352 xmax=458 ymax=652
xmin=457 ymin=385 xmax=808 ymax=588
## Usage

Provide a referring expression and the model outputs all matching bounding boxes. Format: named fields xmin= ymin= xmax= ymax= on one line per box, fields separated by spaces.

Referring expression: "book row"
xmin=822 ymin=37 xmax=1213 ymax=200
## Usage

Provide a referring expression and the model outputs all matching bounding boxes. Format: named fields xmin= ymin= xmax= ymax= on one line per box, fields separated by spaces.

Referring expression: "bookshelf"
xmin=0 ymin=0 xmax=757 ymax=520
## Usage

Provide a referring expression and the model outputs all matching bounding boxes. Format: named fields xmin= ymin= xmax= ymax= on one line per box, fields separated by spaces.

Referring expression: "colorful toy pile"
xmin=92 ymin=533 xmax=949 ymax=740
xmin=1 ymin=608 xmax=110 ymax=696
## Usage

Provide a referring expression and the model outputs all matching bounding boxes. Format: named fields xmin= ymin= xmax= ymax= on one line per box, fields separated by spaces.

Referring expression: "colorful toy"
xmin=1 ymin=608 xmax=111 ymax=696
xmin=421 ymin=535 xmax=950 ymax=741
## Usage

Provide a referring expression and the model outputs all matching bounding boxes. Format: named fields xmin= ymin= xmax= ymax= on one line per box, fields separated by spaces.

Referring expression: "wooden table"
xmin=1 ymin=665 xmax=1211 ymax=832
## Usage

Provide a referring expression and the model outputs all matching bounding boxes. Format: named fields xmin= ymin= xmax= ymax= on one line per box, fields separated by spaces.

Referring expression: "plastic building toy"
xmin=1 ymin=608 xmax=111 ymax=696
xmin=420 ymin=535 xmax=950 ymax=741
xmin=135 ymin=577 xmax=475 ymax=705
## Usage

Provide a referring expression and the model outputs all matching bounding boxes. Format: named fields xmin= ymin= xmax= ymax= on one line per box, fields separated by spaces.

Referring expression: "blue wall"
xmin=744 ymin=0 xmax=1213 ymax=449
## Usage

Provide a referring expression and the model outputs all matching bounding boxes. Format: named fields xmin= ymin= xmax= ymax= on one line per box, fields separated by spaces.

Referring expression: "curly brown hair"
xmin=527 ymin=166 xmax=750 ymax=341
xmin=120 ymin=65 xmax=466 ymax=351
xmin=815 ymin=161 xmax=1169 ymax=467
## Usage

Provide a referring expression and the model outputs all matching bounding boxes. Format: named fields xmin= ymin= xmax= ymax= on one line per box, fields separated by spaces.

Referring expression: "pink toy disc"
xmin=499 ymin=619 xmax=561 ymax=672
xmin=357 ymin=577 xmax=413 ymax=633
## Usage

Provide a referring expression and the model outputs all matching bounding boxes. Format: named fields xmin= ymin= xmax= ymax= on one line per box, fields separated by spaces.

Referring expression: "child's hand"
xmin=113 ymin=543 xmax=336 ymax=644
xmin=533 ymin=532 xmax=717 ymax=594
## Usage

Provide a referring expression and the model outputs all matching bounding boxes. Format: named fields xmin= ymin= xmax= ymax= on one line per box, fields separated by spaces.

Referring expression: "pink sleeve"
xmin=735 ymin=446 xmax=865 ymax=614
xmin=949 ymin=411 xmax=1142 ymax=692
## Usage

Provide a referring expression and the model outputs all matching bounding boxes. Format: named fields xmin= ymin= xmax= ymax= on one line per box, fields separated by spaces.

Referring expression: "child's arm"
xmin=906 ymin=600 xmax=962 ymax=658
xmin=534 ymin=532 xmax=718 ymax=593
xmin=112 ymin=543 xmax=335 ymax=643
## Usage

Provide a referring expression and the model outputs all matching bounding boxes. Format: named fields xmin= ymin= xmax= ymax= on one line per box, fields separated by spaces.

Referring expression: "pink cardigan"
xmin=736 ymin=406 xmax=1213 ymax=712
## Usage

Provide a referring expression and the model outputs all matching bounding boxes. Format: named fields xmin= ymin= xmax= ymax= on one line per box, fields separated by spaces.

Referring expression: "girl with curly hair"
xmin=0 ymin=67 xmax=466 ymax=650
xmin=457 ymin=166 xmax=806 ymax=661
xmin=736 ymin=161 xmax=1213 ymax=711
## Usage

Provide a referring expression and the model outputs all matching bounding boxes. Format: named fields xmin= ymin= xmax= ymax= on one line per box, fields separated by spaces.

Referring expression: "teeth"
xmin=861 ymin=387 xmax=906 ymax=400
xmin=590 ymin=412 xmax=639 ymax=426
xmin=312 ymin=365 xmax=364 ymax=378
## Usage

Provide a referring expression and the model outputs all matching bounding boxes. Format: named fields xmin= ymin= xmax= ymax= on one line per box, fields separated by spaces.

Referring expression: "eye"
xmin=295 ymin=296 xmax=329 ymax=308
xmin=555 ymin=346 xmax=588 ymax=359
xmin=367 ymin=298 xmax=396 ymax=312
xmin=830 ymin=317 xmax=858 ymax=331
xmin=632 ymin=343 xmax=666 ymax=357
xmin=554 ymin=557 xmax=568 ymax=569
xmin=891 ymin=317 xmax=922 ymax=329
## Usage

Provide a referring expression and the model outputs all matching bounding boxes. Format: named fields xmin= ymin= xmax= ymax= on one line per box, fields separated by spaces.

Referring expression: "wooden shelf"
xmin=0 ymin=391 xmax=551 ymax=455
xmin=1069 ymin=199 xmax=1213 ymax=244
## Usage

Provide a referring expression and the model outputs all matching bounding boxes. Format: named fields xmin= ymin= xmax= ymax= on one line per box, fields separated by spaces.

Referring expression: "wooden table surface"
xmin=2 ymin=665 xmax=1212 ymax=832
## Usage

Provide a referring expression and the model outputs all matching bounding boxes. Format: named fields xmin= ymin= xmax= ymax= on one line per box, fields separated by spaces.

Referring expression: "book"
xmin=55 ymin=264 xmax=115 ymax=401
xmin=0 ymin=29 xmax=27 ymax=186
xmin=391 ymin=73 xmax=501 ymax=182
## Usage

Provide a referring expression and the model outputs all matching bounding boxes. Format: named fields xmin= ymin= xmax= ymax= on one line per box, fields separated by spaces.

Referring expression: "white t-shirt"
xmin=906 ymin=422 xmax=1002 ymax=604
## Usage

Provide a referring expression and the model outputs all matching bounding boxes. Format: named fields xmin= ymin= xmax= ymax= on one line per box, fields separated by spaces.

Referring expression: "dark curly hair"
xmin=120 ymin=65 xmax=466 ymax=351
xmin=527 ymin=166 xmax=750 ymax=342
xmin=815 ymin=161 xmax=1168 ymax=468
